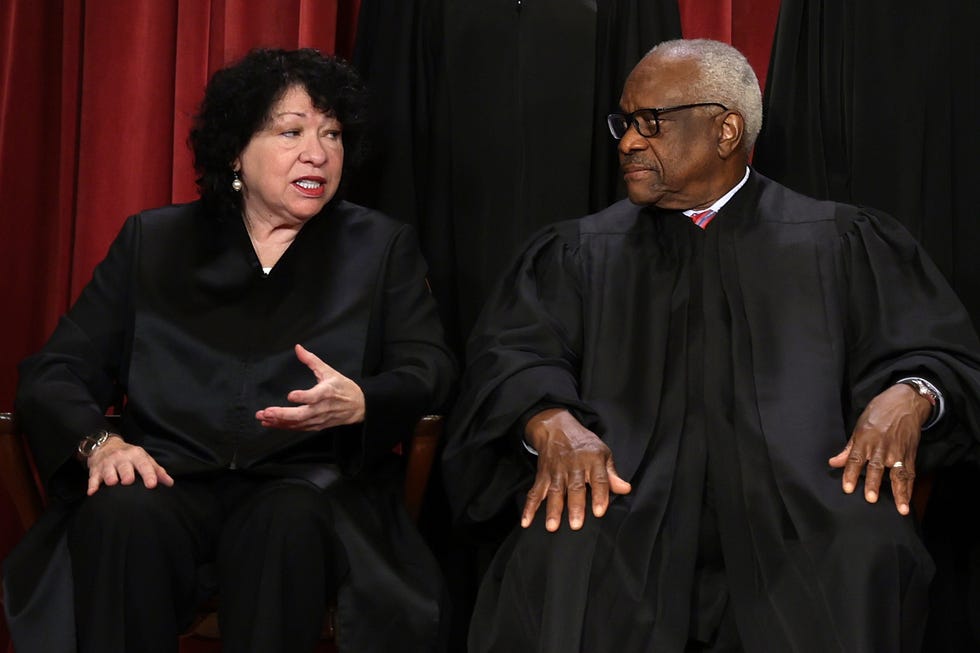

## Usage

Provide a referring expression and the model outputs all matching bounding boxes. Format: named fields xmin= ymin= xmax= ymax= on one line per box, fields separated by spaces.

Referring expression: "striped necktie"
xmin=689 ymin=209 xmax=717 ymax=229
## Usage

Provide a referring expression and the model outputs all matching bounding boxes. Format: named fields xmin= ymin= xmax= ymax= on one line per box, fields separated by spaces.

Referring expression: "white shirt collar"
xmin=682 ymin=166 xmax=751 ymax=216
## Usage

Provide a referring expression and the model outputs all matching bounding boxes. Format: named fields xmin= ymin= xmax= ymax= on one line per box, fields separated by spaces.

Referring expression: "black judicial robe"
xmin=5 ymin=200 xmax=456 ymax=653
xmin=443 ymin=171 xmax=980 ymax=652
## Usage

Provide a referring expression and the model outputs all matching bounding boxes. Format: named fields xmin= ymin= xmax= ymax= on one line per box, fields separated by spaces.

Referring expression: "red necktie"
xmin=689 ymin=209 xmax=716 ymax=229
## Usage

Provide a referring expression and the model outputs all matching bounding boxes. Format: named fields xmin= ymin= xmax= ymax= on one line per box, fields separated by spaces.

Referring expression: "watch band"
xmin=896 ymin=377 xmax=943 ymax=429
xmin=898 ymin=378 xmax=938 ymax=406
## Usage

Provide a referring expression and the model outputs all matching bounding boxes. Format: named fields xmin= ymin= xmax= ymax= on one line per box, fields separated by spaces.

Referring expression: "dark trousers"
xmin=66 ymin=474 xmax=346 ymax=653
xmin=686 ymin=480 xmax=743 ymax=653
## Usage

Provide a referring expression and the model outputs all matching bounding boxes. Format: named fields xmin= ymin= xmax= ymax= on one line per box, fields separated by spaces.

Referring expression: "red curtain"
xmin=678 ymin=0 xmax=781 ymax=96
xmin=0 ymin=0 xmax=360 ymax=411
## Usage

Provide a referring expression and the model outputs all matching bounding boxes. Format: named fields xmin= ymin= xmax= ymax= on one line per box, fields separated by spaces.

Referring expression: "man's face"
xmin=617 ymin=55 xmax=727 ymax=210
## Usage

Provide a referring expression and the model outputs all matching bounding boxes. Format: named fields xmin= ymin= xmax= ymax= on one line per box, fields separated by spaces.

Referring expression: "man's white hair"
xmin=647 ymin=39 xmax=763 ymax=151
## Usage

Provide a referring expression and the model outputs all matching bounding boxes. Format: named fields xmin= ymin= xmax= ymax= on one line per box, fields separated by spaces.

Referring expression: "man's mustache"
xmin=620 ymin=155 xmax=657 ymax=171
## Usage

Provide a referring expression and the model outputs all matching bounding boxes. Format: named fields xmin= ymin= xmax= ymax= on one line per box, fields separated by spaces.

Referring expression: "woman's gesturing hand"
xmin=255 ymin=344 xmax=366 ymax=431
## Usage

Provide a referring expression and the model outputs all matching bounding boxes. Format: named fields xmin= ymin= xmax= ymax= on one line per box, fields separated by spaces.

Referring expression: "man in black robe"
xmin=442 ymin=39 xmax=980 ymax=652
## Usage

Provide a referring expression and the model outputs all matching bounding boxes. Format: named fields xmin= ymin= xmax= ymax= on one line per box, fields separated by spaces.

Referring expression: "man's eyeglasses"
xmin=606 ymin=103 xmax=728 ymax=139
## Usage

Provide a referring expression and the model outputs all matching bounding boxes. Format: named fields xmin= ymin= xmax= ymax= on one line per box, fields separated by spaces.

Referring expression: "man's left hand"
xmin=828 ymin=383 xmax=933 ymax=515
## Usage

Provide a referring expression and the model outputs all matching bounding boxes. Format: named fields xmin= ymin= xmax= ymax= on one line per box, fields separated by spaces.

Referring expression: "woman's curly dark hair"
xmin=189 ymin=48 xmax=368 ymax=219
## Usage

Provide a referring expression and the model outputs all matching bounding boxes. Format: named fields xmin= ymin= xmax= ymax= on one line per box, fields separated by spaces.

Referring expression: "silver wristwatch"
xmin=899 ymin=378 xmax=939 ymax=407
xmin=77 ymin=430 xmax=114 ymax=458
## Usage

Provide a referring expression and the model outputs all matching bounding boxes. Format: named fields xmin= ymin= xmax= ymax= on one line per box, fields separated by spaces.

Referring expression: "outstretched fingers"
xmin=521 ymin=457 xmax=632 ymax=531
xmin=889 ymin=457 xmax=916 ymax=516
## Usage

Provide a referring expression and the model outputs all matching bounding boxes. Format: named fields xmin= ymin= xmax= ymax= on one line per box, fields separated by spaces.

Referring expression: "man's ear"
xmin=717 ymin=111 xmax=744 ymax=159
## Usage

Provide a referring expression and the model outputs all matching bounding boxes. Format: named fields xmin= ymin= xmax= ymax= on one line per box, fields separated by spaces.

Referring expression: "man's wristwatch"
xmin=895 ymin=376 xmax=945 ymax=430
xmin=899 ymin=378 xmax=939 ymax=407
xmin=77 ymin=430 xmax=116 ymax=458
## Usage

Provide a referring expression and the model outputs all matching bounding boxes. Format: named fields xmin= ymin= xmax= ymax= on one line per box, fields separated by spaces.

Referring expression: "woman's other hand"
xmin=86 ymin=437 xmax=175 ymax=496
xmin=255 ymin=344 xmax=366 ymax=431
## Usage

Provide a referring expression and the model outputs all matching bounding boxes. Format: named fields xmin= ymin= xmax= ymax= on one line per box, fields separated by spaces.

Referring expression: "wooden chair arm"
xmin=403 ymin=414 xmax=443 ymax=523
xmin=0 ymin=412 xmax=44 ymax=533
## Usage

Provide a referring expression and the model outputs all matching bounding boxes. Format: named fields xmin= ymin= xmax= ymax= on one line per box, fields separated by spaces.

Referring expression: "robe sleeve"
xmin=442 ymin=222 xmax=601 ymax=523
xmin=15 ymin=217 xmax=137 ymax=494
xmin=350 ymin=224 xmax=457 ymax=470
xmin=838 ymin=207 xmax=980 ymax=470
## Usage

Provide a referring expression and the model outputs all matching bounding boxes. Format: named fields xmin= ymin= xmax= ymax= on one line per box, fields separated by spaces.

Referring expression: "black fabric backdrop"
xmin=753 ymin=0 xmax=980 ymax=330
xmin=350 ymin=0 xmax=681 ymax=352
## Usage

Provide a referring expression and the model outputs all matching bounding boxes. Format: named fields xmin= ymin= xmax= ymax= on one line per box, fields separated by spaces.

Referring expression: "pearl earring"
xmin=231 ymin=171 xmax=243 ymax=192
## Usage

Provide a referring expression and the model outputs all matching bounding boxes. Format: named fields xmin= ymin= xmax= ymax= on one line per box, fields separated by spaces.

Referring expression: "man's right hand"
xmin=522 ymin=408 xmax=631 ymax=532
xmin=86 ymin=436 xmax=174 ymax=496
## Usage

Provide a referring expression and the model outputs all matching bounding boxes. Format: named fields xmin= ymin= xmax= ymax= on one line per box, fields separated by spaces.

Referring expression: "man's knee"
xmin=820 ymin=503 xmax=932 ymax=586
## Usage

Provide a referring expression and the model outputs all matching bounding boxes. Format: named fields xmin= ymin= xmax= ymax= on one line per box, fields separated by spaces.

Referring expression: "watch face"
xmin=79 ymin=432 xmax=109 ymax=457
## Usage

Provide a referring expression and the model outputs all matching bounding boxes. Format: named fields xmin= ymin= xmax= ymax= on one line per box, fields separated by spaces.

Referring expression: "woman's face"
xmin=235 ymin=85 xmax=344 ymax=225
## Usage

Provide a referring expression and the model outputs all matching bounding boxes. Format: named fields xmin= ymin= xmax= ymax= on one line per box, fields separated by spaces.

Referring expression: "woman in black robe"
xmin=5 ymin=49 xmax=455 ymax=653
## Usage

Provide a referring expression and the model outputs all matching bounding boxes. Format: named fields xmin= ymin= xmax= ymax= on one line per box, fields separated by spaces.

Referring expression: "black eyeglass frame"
xmin=606 ymin=102 xmax=729 ymax=139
